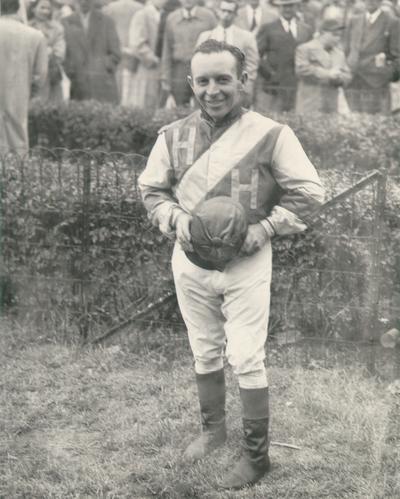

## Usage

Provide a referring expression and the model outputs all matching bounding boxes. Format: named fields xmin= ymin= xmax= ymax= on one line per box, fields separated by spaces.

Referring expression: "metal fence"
xmin=1 ymin=148 xmax=399 ymax=377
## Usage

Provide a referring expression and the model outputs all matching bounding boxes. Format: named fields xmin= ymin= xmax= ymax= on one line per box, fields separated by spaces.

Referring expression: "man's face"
xmin=218 ymin=1 xmax=237 ymax=28
xmin=78 ymin=0 xmax=93 ymax=13
xmin=280 ymin=3 xmax=297 ymax=20
xmin=324 ymin=30 xmax=342 ymax=49
xmin=365 ymin=0 xmax=381 ymax=12
xmin=181 ymin=0 xmax=197 ymax=10
xmin=189 ymin=51 xmax=245 ymax=121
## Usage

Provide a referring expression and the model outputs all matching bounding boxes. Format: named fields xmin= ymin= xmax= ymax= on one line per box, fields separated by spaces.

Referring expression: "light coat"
xmin=0 ymin=16 xmax=48 ymax=154
xmin=122 ymin=4 xmax=161 ymax=111
xmin=295 ymin=37 xmax=351 ymax=113
xmin=102 ymin=0 xmax=143 ymax=94
xmin=62 ymin=10 xmax=121 ymax=103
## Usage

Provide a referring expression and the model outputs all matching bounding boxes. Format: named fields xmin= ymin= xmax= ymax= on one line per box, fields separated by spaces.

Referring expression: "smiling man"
xmin=139 ymin=39 xmax=324 ymax=490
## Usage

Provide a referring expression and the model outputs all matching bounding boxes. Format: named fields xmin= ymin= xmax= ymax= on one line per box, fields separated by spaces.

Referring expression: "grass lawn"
xmin=1 ymin=321 xmax=399 ymax=499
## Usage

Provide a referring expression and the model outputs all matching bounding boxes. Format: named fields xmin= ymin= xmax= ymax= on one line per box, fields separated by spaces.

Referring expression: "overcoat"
xmin=345 ymin=11 xmax=400 ymax=88
xmin=0 ymin=17 xmax=47 ymax=154
xmin=123 ymin=4 xmax=161 ymax=111
xmin=295 ymin=37 xmax=351 ymax=113
xmin=63 ymin=10 xmax=121 ymax=103
xmin=257 ymin=18 xmax=313 ymax=93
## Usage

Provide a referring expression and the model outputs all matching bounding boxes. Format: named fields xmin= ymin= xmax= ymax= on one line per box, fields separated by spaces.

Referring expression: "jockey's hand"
xmin=239 ymin=223 xmax=269 ymax=256
xmin=175 ymin=212 xmax=193 ymax=252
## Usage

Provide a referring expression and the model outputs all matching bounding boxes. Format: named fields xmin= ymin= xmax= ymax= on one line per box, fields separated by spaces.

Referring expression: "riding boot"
xmin=183 ymin=368 xmax=227 ymax=462
xmin=220 ymin=387 xmax=270 ymax=489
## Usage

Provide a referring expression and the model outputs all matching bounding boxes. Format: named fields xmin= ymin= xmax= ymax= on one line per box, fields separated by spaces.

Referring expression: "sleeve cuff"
xmin=259 ymin=218 xmax=276 ymax=238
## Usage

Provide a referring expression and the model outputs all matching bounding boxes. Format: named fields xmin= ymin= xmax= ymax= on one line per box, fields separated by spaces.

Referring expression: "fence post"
xmin=79 ymin=157 xmax=91 ymax=340
xmin=363 ymin=172 xmax=386 ymax=372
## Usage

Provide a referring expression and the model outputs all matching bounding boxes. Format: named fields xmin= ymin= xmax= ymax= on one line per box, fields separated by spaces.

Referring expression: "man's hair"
xmin=192 ymin=39 xmax=246 ymax=76
xmin=1 ymin=0 xmax=20 ymax=14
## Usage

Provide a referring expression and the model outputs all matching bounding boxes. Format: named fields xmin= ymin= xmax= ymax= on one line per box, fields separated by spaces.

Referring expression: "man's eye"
xmin=196 ymin=79 xmax=208 ymax=86
xmin=218 ymin=77 xmax=231 ymax=84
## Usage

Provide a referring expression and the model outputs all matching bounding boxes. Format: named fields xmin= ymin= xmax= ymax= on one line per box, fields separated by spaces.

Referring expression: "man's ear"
xmin=187 ymin=75 xmax=194 ymax=89
xmin=239 ymin=71 xmax=248 ymax=88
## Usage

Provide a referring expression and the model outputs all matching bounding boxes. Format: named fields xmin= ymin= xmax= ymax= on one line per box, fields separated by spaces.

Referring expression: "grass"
xmin=0 ymin=320 xmax=399 ymax=498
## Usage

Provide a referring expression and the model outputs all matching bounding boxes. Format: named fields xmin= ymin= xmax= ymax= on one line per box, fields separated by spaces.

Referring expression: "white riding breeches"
xmin=171 ymin=241 xmax=272 ymax=389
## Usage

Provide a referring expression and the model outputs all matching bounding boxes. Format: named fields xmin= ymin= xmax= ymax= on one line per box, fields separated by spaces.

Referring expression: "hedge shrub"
xmin=1 ymin=101 xmax=395 ymax=342
xmin=29 ymin=99 xmax=400 ymax=170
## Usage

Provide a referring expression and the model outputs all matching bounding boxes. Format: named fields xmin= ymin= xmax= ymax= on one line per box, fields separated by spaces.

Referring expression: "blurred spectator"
xmin=299 ymin=0 xmax=322 ymax=32
xmin=62 ymin=0 xmax=121 ymax=102
xmin=103 ymin=0 xmax=142 ymax=95
xmin=235 ymin=0 xmax=279 ymax=34
xmin=295 ymin=18 xmax=351 ymax=113
xmin=197 ymin=0 xmax=259 ymax=106
xmin=29 ymin=0 xmax=66 ymax=104
xmin=122 ymin=0 xmax=167 ymax=110
xmin=161 ymin=0 xmax=217 ymax=105
xmin=0 ymin=0 xmax=48 ymax=154
xmin=381 ymin=0 xmax=398 ymax=17
xmin=345 ymin=0 xmax=400 ymax=113
xmin=155 ymin=0 xmax=180 ymax=58
xmin=256 ymin=0 xmax=313 ymax=112
xmin=52 ymin=0 xmax=74 ymax=21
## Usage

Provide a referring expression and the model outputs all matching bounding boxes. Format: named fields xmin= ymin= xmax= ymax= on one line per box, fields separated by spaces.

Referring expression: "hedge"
xmin=1 ymin=101 xmax=396 ymax=342
xmin=28 ymin=99 xmax=400 ymax=171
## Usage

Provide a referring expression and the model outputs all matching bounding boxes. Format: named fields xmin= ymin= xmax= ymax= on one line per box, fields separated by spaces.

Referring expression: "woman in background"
xmin=29 ymin=0 xmax=66 ymax=104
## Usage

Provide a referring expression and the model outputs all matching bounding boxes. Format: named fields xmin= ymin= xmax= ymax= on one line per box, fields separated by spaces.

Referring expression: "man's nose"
xmin=206 ymin=80 xmax=219 ymax=95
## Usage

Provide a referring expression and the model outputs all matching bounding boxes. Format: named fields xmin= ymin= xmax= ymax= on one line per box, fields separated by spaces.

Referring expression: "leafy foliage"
xmin=4 ymin=104 xmax=399 ymax=341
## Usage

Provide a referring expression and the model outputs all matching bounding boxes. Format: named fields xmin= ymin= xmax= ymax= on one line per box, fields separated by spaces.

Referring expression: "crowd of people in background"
xmin=2 ymin=0 xmax=400 ymax=153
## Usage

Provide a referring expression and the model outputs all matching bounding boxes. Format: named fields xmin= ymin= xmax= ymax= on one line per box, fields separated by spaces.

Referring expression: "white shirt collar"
xmin=280 ymin=16 xmax=297 ymax=35
xmin=182 ymin=6 xmax=198 ymax=19
xmin=366 ymin=8 xmax=382 ymax=24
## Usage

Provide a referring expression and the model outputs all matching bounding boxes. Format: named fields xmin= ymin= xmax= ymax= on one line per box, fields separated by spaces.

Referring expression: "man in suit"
xmin=103 ymin=0 xmax=143 ymax=97
xmin=235 ymin=0 xmax=279 ymax=35
xmin=161 ymin=0 xmax=217 ymax=105
xmin=345 ymin=0 xmax=400 ymax=113
xmin=0 ymin=0 xmax=48 ymax=154
xmin=197 ymin=0 xmax=260 ymax=105
xmin=255 ymin=0 xmax=313 ymax=112
xmin=295 ymin=18 xmax=352 ymax=113
xmin=63 ymin=0 xmax=121 ymax=103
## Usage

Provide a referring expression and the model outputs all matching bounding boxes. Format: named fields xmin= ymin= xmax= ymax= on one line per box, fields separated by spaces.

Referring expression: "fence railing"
xmin=1 ymin=148 xmax=399 ymax=376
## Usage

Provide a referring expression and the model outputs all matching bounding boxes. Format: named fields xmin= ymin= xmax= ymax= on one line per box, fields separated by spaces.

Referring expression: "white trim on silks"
xmin=175 ymin=111 xmax=278 ymax=213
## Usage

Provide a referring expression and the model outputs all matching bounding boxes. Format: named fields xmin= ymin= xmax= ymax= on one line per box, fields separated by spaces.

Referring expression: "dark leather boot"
xmin=220 ymin=387 xmax=270 ymax=489
xmin=183 ymin=368 xmax=227 ymax=462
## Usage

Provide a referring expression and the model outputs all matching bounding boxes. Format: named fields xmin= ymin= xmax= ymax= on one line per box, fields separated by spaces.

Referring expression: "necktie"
xmin=250 ymin=8 xmax=257 ymax=31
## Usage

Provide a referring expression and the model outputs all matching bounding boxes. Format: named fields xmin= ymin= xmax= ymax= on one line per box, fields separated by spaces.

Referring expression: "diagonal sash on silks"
xmin=174 ymin=111 xmax=277 ymax=214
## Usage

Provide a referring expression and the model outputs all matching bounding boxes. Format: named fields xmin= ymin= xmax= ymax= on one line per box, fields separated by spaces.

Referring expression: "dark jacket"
xmin=63 ymin=10 xmax=121 ymax=102
xmin=345 ymin=11 xmax=400 ymax=88
xmin=256 ymin=18 xmax=313 ymax=92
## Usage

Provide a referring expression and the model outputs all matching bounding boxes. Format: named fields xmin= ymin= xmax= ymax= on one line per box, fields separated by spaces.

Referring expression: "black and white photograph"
xmin=1 ymin=0 xmax=400 ymax=496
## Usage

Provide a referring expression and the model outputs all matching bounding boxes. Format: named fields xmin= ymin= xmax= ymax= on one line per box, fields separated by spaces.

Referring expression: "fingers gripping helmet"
xmin=190 ymin=196 xmax=248 ymax=268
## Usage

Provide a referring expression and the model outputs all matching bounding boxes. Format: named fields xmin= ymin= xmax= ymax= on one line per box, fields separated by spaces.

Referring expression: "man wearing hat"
xmin=139 ymin=39 xmax=324 ymax=489
xmin=295 ymin=18 xmax=351 ymax=113
xmin=255 ymin=0 xmax=313 ymax=112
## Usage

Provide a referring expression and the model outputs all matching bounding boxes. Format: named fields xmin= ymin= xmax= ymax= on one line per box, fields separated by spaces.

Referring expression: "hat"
xmin=273 ymin=0 xmax=301 ymax=5
xmin=320 ymin=18 xmax=346 ymax=32
xmin=190 ymin=196 xmax=248 ymax=268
